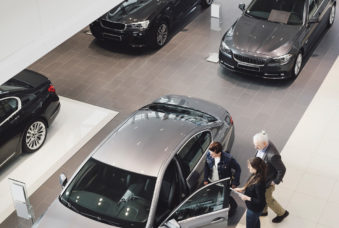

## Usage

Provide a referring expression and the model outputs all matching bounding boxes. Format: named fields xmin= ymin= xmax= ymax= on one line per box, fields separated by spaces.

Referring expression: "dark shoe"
xmin=260 ymin=212 xmax=268 ymax=216
xmin=272 ymin=210 xmax=289 ymax=223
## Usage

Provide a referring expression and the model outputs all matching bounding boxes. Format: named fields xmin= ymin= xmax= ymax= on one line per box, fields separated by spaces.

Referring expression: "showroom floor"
xmin=1 ymin=1 xmax=339 ymax=227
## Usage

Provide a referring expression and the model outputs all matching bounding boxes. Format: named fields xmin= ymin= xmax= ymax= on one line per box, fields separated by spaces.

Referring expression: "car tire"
xmin=291 ymin=52 xmax=303 ymax=78
xmin=151 ymin=21 xmax=169 ymax=49
xmin=202 ymin=0 xmax=213 ymax=8
xmin=22 ymin=119 xmax=47 ymax=153
xmin=328 ymin=4 xmax=336 ymax=27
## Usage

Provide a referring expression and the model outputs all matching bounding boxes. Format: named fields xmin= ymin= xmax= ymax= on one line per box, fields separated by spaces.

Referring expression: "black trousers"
xmin=229 ymin=195 xmax=238 ymax=217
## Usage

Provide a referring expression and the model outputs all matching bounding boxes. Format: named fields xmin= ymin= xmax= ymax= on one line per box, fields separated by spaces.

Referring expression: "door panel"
xmin=160 ymin=178 xmax=230 ymax=228
xmin=0 ymin=97 xmax=22 ymax=166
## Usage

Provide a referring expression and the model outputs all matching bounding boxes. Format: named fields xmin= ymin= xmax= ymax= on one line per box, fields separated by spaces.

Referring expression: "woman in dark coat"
xmin=235 ymin=157 xmax=266 ymax=228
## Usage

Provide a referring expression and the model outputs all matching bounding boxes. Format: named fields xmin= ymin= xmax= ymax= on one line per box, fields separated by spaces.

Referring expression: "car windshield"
xmin=108 ymin=0 xmax=152 ymax=18
xmin=145 ymin=103 xmax=217 ymax=125
xmin=60 ymin=158 xmax=156 ymax=228
xmin=245 ymin=0 xmax=305 ymax=25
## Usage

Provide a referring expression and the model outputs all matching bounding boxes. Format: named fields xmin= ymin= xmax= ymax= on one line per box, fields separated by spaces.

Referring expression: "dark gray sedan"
xmin=34 ymin=95 xmax=234 ymax=228
xmin=219 ymin=0 xmax=336 ymax=79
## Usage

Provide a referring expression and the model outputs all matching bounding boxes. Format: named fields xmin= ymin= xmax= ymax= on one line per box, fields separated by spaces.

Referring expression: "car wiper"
xmin=78 ymin=211 xmax=122 ymax=227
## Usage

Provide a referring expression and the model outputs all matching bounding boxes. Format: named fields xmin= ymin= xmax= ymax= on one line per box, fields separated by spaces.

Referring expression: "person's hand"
xmin=271 ymin=181 xmax=275 ymax=186
xmin=240 ymin=195 xmax=251 ymax=201
xmin=231 ymin=184 xmax=237 ymax=189
xmin=234 ymin=187 xmax=243 ymax=193
xmin=203 ymin=181 xmax=209 ymax=185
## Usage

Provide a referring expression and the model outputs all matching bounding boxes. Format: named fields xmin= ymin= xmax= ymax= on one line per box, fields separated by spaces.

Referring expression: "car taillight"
xmin=48 ymin=84 xmax=56 ymax=93
xmin=226 ymin=115 xmax=233 ymax=125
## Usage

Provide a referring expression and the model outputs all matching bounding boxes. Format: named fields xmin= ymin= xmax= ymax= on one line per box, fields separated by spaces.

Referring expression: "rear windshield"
xmin=145 ymin=103 xmax=217 ymax=124
xmin=0 ymin=85 xmax=26 ymax=94
xmin=245 ymin=0 xmax=305 ymax=25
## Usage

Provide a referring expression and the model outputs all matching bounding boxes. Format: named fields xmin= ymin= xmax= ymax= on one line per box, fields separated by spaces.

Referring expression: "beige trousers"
xmin=263 ymin=184 xmax=285 ymax=216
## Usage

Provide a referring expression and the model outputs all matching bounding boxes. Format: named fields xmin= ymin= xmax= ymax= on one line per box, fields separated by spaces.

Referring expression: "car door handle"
xmin=211 ymin=217 xmax=225 ymax=224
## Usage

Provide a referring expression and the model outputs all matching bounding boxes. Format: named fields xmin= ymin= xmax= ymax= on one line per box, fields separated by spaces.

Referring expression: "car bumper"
xmin=90 ymin=22 xmax=149 ymax=47
xmin=46 ymin=100 xmax=60 ymax=127
xmin=219 ymin=50 xmax=295 ymax=79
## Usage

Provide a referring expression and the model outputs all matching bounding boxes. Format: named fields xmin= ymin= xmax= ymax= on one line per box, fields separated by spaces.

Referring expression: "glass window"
xmin=145 ymin=103 xmax=217 ymax=125
xmin=170 ymin=179 xmax=230 ymax=221
xmin=246 ymin=0 xmax=305 ymax=25
xmin=0 ymin=98 xmax=19 ymax=123
xmin=155 ymin=161 xmax=181 ymax=225
xmin=177 ymin=131 xmax=211 ymax=178
xmin=308 ymin=0 xmax=318 ymax=18
xmin=60 ymin=158 xmax=156 ymax=228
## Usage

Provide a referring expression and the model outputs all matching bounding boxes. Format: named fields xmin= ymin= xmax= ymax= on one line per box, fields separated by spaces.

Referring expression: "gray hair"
xmin=253 ymin=130 xmax=269 ymax=144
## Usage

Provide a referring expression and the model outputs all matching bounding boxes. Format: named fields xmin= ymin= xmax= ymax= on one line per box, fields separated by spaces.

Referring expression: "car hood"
xmin=36 ymin=199 xmax=115 ymax=228
xmin=104 ymin=0 xmax=161 ymax=23
xmin=230 ymin=15 xmax=301 ymax=56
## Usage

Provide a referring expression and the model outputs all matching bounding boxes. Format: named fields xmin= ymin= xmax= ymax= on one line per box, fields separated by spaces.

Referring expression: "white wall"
xmin=0 ymin=0 xmax=121 ymax=84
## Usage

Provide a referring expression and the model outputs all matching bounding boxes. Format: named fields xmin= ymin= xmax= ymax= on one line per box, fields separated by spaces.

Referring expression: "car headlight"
xmin=220 ymin=41 xmax=232 ymax=56
xmin=127 ymin=20 xmax=150 ymax=30
xmin=271 ymin=54 xmax=293 ymax=65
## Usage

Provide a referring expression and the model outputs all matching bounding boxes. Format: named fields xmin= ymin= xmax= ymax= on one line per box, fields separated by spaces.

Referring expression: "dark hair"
xmin=209 ymin=141 xmax=223 ymax=154
xmin=244 ymin=157 xmax=266 ymax=189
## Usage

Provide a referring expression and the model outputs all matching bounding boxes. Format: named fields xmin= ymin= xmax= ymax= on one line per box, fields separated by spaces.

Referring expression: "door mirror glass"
xmin=239 ymin=3 xmax=245 ymax=11
xmin=59 ymin=173 xmax=67 ymax=187
xmin=165 ymin=178 xmax=230 ymax=223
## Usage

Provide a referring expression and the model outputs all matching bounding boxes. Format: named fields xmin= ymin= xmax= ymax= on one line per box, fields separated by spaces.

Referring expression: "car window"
xmin=308 ymin=0 xmax=318 ymax=18
xmin=60 ymin=158 xmax=156 ymax=228
xmin=155 ymin=161 xmax=181 ymax=225
xmin=246 ymin=0 xmax=305 ymax=25
xmin=0 ymin=98 xmax=19 ymax=123
xmin=177 ymin=131 xmax=211 ymax=178
xmin=169 ymin=178 xmax=230 ymax=222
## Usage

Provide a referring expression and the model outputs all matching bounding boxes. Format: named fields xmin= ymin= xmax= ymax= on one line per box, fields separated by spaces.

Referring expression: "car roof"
xmin=92 ymin=108 xmax=208 ymax=177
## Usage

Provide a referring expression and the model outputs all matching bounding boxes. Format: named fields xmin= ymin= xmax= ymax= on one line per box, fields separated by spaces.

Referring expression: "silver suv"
xmin=35 ymin=95 xmax=235 ymax=228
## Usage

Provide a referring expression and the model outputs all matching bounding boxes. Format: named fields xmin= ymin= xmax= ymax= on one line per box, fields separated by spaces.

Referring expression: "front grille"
xmin=233 ymin=54 xmax=265 ymax=65
xmin=101 ymin=20 xmax=126 ymax=30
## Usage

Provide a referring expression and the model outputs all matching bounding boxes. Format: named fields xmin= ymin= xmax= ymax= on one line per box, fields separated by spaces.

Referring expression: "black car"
xmin=0 ymin=70 xmax=60 ymax=168
xmin=90 ymin=0 xmax=213 ymax=48
xmin=219 ymin=0 xmax=336 ymax=79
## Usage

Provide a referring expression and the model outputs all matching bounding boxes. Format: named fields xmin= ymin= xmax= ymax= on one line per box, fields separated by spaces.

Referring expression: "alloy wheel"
xmin=26 ymin=121 xmax=46 ymax=151
xmin=329 ymin=5 xmax=336 ymax=25
xmin=294 ymin=53 xmax=302 ymax=77
xmin=156 ymin=24 xmax=168 ymax=46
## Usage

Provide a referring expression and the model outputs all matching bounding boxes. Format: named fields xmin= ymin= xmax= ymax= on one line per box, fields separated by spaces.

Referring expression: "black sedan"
xmin=0 ymin=70 xmax=60 ymax=168
xmin=90 ymin=0 xmax=213 ymax=48
xmin=219 ymin=0 xmax=336 ymax=79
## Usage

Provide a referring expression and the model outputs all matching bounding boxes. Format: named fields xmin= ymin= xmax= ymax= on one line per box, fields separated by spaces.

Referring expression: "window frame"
xmin=176 ymin=130 xmax=212 ymax=179
xmin=160 ymin=177 xmax=230 ymax=227
xmin=0 ymin=96 xmax=22 ymax=127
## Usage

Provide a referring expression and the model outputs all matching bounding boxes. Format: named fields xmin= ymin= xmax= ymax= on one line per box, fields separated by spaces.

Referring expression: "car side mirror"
xmin=238 ymin=3 xmax=245 ymax=11
xmin=160 ymin=219 xmax=180 ymax=228
xmin=59 ymin=173 xmax=67 ymax=187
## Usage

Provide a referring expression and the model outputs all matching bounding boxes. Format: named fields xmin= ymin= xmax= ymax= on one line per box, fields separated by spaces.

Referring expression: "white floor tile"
xmin=287 ymin=192 xmax=326 ymax=223
xmin=279 ymin=164 xmax=304 ymax=192
xmin=0 ymin=97 xmax=118 ymax=223
xmin=328 ymin=180 xmax=339 ymax=204
xmin=318 ymin=201 xmax=339 ymax=228
xmin=294 ymin=173 xmax=336 ymax=200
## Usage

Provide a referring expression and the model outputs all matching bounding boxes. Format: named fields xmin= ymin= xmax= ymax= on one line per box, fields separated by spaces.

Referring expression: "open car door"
xmin=159 ymin=178 xmax=230 ymax=228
